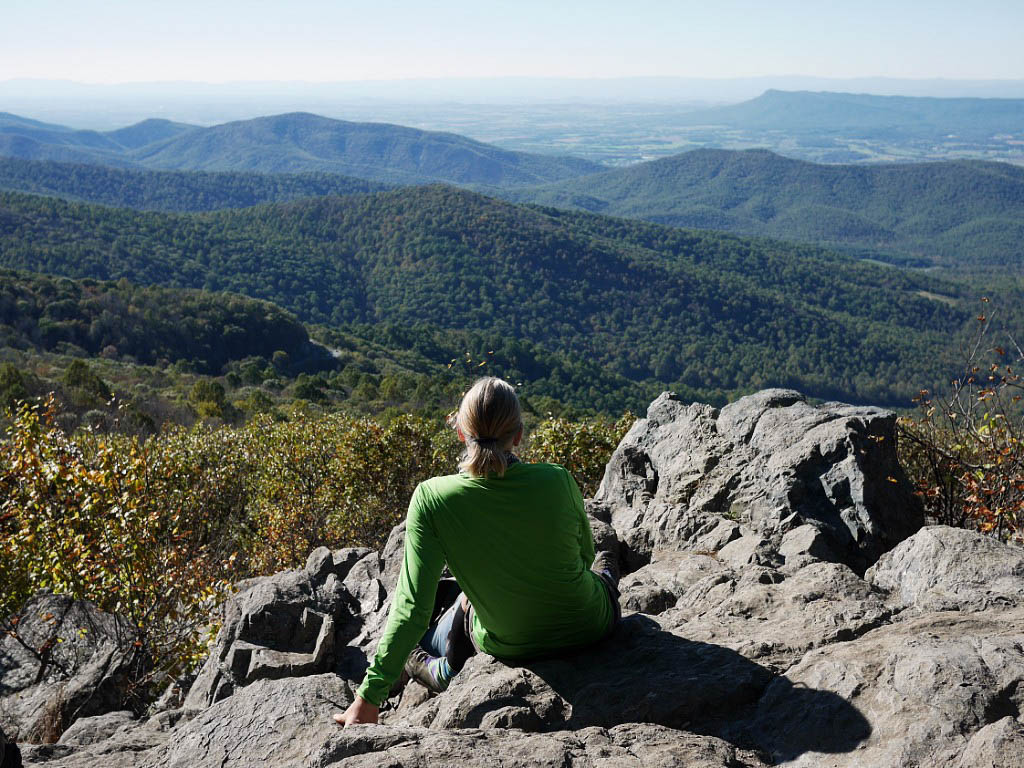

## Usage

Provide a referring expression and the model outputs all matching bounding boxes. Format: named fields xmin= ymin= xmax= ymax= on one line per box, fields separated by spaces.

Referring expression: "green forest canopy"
xmin=0 ymin=185 xmax=991 ymax=407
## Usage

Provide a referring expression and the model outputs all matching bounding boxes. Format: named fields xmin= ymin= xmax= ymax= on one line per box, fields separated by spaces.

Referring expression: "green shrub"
xmin=0 ymin=361 xmax=28 ymax=409
xmin=243 ymin=411 xmax=458 ymax=572
xmin=0 ymin=397 xmax=246 ymax=694
xmin=61 ymin=359 xmax=111 ymax=401
xmin=523 ymin=412 xmax=634 ymax=497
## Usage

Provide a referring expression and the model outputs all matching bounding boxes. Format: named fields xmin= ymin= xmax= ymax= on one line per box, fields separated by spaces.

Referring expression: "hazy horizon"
xmin=3 ymin=1 xmax=1022 ymax=84
xmin=6 ymin=75 xmax=1024 ymax=132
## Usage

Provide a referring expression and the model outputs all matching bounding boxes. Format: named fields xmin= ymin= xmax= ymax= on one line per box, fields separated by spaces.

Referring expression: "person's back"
xmin=409 ymin=462 xmax=612 ymax=657
xmin=335 ymin=377 xmax=619 ymax=727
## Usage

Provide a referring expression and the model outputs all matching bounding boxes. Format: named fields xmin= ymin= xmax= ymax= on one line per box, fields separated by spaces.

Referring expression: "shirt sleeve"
xmin=356 ymin=483 xmax=446 ymax=706
xmin=564 ymin=468 xmax=595 ymax=570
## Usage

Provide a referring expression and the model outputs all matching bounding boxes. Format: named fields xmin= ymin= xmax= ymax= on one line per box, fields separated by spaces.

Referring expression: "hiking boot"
xmin=403 ymin=646 xmax=449 ymax=694
xmin=592 ymin=549 xmax=620 ymax=585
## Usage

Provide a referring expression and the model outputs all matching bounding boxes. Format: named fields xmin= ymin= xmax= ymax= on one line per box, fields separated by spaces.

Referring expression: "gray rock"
xmin=162 ymin=674 xmax=350 ymax=768
xmin=957 ymin=716 xmax=1024 ymax=768
xmin=391 ymin=613 xmax=851 ymax=737
xmin=866 ymin=525 xmax=1024 ymax=612
xmin=587 ymin=513 xmax=621 ymax=562
xmin=306 ymin=547 xmax=372 ymax=585
xmin=779 ymin=523 xmax=839 ymax=571
xmin=596 ymin=390 xmax=922 ymax=573
xmin=618 ymin=551 xmax=730 ymax=615
xmin=743 ymin=608 xmax=1024 ymax=766
xmin=57 ymin=712 xmax=134 ymax=746
xmin=2 ymin=641 xmax=136 ymax=745
xmin=716 ymin=535 xmax=776 ymax=570
xmin=183 ymin=548 xmax=368 ymax=713
xmin=312 ymin=723 xmax=769 ymax=768
xmin=689 ymin=517 xmax=745 ymax=553
xmin=0 ymin=595 xmax=121 ymax=698
xmin=20 ymin=706 xmax=178 ymax=767
xmin=663 ymin=561 xmax=892 ymax=672
xmin=0 ymin=595 xmax=135 ymax=743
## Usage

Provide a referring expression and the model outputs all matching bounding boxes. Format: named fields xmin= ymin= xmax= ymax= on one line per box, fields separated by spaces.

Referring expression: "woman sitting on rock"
xmin=335 ymin=376 xmax=619 ymax=726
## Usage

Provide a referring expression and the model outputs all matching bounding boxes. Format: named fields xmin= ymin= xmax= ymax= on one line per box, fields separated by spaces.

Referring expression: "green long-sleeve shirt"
xmin=356 ymin=462 xmax=613 ymax=706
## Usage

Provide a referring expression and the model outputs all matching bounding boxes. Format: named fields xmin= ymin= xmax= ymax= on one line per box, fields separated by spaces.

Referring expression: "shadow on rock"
xmin=402 ymin=615 xmax=871 ymax=763
xmin=738 ymin=676 xmax=874 ymax=764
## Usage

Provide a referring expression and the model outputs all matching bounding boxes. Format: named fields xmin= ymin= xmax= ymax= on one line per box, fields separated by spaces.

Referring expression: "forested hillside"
xmin=0 ymin=111 xmax=136 ymax=167
xmin=505 ymin=149 xmax=1024 ymax=270
xmin=7 ymin=143 xmax=1022 ymax=274
xmin=0 ymin=268 xmax=311 ymax=373
xmin=0 ymin=157 xmax=390 ymax=211
xmin=0 ymin=269 xmax=649 ymax=420
xmin=0 ymin=186 xmax=980 ymax=405
xmin=0 ymin=112 xmax=602 ymax=187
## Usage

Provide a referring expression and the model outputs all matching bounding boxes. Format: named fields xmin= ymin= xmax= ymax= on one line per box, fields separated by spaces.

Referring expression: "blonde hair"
xmin=455 ymin=377 xmax=523 ymax=477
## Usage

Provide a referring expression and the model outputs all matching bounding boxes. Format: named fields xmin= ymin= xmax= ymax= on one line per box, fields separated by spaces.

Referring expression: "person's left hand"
xmin=333 ymin=696 xmax=379 ymax=727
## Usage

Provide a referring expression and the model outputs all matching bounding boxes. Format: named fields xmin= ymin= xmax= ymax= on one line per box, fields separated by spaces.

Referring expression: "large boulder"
xmin=866 ymin=525 xmax=1024 ymax=613
xmin=165 ymin=675 xmax=351 ymax=768
xmin=595 ymin=390 xmax=923 ymax=574
xmin=0 ymin=595 xmax=136 ymax=743
xmin=19 ymin=675 xmax=350 ymax=768
xmin=659 ymin=561 xmax=893 ymax=673
xmin=17 ymin=711 xmax=172 ymax=768
xmin=312 ymin=724 xmax=770 ymax=768
xmin=57 ymin=712 xmax=135 ymax=747
xmin=615 ymin=551 xmax=893 ymax=672
xmin=388 ymin=612 xmax=869 ymax=750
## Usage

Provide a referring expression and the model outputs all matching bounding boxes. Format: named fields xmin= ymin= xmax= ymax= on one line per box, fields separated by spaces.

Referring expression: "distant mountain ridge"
xmin=0 ymin=111 xmax=133 ymax=166
xmin=673 ymin=90 xmax=1024 ymax=140
xmin=507 ymin=148 xmax=1024 ymax=269
xmin=104 ymin=118 xmax=198 ymax=149
xmin=0 ymin=111 xmax=602 ymax=187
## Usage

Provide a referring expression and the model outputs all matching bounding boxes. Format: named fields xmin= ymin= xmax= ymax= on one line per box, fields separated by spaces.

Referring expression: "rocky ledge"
xmin=3 ymin=389 xmax=1022 ymax=767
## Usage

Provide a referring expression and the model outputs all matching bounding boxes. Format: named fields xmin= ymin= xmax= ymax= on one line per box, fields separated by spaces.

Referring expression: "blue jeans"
xmin=419 ymin=593 xmax=463 ymax=657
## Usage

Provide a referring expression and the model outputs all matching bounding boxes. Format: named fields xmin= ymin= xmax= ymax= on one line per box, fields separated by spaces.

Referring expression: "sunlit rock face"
xmin=594 ymin=389 xmax=923 ymax=574
xmin=9 ymin=391 xmax=1024 ymax=768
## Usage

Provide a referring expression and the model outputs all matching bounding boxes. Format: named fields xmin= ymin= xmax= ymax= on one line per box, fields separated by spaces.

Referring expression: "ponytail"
xmin=455 ymin=377 xmax=523 ymax=477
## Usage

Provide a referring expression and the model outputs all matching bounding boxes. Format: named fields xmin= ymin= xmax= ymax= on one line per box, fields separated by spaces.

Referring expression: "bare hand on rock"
xmin=333 ymin=696 xmax=379 ymax=727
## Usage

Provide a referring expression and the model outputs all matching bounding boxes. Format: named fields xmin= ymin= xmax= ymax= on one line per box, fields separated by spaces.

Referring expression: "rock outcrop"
xmin=7 ymin=389 xmax=1023 ymax=768
xmin=0 ymin=595 xmax=137 ymax=744
xmin=182 ymin=546 xmax=372 ymax=712
xmin=865 ymin=524 xmax=1024 ymax=612
xmin=594 ymin=389 xmax=922 ymax=574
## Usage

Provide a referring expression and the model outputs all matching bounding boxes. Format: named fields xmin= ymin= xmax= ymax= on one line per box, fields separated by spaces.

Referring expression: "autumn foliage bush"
xmin=243 ymin=411 xmax=459 ymax=574
xmin=0 ymin=397 xmax=248 ymax=694
xmin=899 ymin=307 xmax=1024 ymax=544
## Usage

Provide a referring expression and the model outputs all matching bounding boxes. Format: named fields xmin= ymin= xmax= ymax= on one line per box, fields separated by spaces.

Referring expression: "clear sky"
xmin=2 ymin=0 xmax=1021 ymax=83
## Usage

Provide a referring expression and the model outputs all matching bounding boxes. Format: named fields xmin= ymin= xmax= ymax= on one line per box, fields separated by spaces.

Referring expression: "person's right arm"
xmin=354 ymin=483 xmax=446 ymax=708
